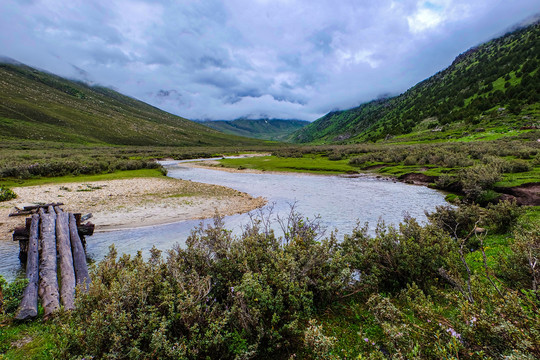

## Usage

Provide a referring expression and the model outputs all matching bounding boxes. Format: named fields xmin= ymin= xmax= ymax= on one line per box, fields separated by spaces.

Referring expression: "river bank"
xmin=0 ymin=177 xmax=266 ymax=240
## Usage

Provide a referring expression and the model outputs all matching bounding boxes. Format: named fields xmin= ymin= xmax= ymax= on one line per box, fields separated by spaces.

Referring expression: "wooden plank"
xmin=55 ymin=208 xmax=76 ymax=310
xmin=38 ymin=206 xmax=60 ymax=318
xmin=69 ymin=213 xmax=90 ymax=289
xmin=15 ymin=214 xmax=40 ymax=320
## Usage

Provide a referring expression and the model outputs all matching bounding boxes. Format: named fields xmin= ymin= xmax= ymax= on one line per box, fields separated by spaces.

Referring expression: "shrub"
xmin=303 ymin=320 xmax=339 ymax=359
xmin=507 ymin=159 xmax=532 ymax=173
xmin=0 ymin=275 xmax=28 ymax=318
xmin=498 ymin=221 xmax=540 ymax=291
xmin=459 ymin=164 xmax=501 ymax=202
xmin=58 ymin=213 xmax=352 ymax=359
xmin=0 ymin=187 xmax=16 ymax=202
xmin=327 ymin=153 xmax=342 ymax=161
xmin=484 ymin=200 xmax=524 ymax=234
xmin=341 ymin=217 xmax=459 ymax=294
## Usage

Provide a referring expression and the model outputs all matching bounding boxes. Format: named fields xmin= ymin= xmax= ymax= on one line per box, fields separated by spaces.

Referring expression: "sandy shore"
xmin=0 ymin=177 xmax=266 ymax=240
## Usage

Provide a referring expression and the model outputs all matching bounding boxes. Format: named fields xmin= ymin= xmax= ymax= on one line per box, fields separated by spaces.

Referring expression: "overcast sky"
xmin=1 ymin=1 xmax=539 ymax=121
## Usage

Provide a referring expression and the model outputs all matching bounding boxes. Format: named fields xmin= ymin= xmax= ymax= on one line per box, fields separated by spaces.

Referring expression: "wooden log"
xmin=23 ymin=203 xmax=63 ymax=211
xmin=9 ymin=210 xmax=34 ymax=217
xmin=55 ymin=208 xmax=76 ymax=310
xmin=69 ymin=213 xmax=90 ymax=289
xmin=81 ymin=213 xmax=93 ymax=222
xmin=38 ymin=206 xmax=60 ymax=318
xmin=12 ymin=226 xmax=29 ymax=259
xmin=15 ymin=214 xmax=40 ymax=320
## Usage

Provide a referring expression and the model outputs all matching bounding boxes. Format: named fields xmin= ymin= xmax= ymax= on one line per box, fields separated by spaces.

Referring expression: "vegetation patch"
xmin=1 ymin=168 xmax=165 ymax=188
xmin=2 ymin=201 xmax=538 ymax=359
xmin=218 ymin=155 xmax=358 ymax=174
xmin=0 ymin=187 xmax=16 ymax=201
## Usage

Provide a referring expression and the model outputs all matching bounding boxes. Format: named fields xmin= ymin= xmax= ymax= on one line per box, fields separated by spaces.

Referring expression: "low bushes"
xmin=58 ymin=215 xmax=351 ymax=359
xmin=0 ymin=187 xmax=16 ymax=202
xmin=0 ymin=200 xmax=528 ymax=358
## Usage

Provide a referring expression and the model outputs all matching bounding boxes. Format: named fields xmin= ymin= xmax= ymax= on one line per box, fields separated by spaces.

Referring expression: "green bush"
xmin=0 ymin=275 xmax=28 ymax=318
xmin=498 ymin=221 xmax=540 ymax=291
xmin=53 ymin=203 xmax=539 ymax=359
xmin=484 ymin=200 xmax=524 ymax=234
xmin=58 ymin=214 xmax=351 ymax=359
xmin=341 ymin=217 xmax=459 ymax=294
xmin=459 ymin=164 xmax=501 ymax=202
xmin=0 ymin=187 xmax=16 ymax=202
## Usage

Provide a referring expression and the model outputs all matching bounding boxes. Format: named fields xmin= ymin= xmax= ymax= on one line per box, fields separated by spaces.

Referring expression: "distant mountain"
xmin=290 ymin=20 xmax=540 ymax=143
xmin=0 ymin=61 xmax=262 ymax=146
xmin=199 ymin=119 xmax=309 ymax=141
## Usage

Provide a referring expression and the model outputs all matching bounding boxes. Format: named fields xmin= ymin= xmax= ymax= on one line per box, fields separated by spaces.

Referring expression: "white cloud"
xmin=407 ymin=7 xmax=444 ymax=33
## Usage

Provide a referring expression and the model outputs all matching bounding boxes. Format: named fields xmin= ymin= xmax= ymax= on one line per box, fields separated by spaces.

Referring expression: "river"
xmin=0 ymin=160 xmax=448 ymax=281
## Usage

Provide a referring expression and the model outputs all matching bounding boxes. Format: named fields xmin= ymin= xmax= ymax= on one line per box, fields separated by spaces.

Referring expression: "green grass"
xmin=313 ymin=301 xmax=382 ymax=358
xmin=495 ymin=167 xmax=540 ymax=188
xmin=466 ymin=234 xmax=513 ymax=272
xmin=0 ymin=321 xmax=56 ymax=359
xmin=522 ymin=206 xmax=540 ymax=224
xmin=1 ymin=168 xmax=165 ymax=188
xmin=217 ymin=155 xmax=358 ymax=174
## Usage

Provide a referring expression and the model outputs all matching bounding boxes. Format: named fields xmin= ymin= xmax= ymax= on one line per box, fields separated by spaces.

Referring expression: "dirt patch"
xmin=497 ymin=182 xmax=540 ymax=206
xmin=11 ymin=336 xmax=33 ymax=348
xmin=398 ymin=173 xmax=438 ymax=186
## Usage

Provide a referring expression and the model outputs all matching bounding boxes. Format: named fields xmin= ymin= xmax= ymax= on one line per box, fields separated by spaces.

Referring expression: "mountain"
xmin=198 ymin=119 xmax=309 ymax=141
xmin=290 ymin=20 xmax=540 ymax=143
xmin=0 ymin=61 xmax=263 ymax=146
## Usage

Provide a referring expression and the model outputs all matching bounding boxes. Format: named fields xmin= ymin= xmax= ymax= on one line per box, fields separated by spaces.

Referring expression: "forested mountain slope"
xmin=291 ymin=21 xmax=540 ymax=143
xmin=199 ymin=119 xmax=309 ymax=141
xmin=0 ymin=61 xmax=262 ymax=146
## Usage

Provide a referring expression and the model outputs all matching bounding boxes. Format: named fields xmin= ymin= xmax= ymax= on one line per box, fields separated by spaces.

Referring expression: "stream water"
xmin=0 ymin=160 xmax=448 ymax=281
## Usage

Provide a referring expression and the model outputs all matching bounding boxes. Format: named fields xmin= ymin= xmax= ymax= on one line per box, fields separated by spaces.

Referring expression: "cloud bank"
xmin=1 ymin=0 xmax=539 ymax=121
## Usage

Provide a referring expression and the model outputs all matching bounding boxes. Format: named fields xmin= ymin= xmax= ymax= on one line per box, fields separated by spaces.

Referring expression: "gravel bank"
xmin=0 ymin=177 xmax=266 ymax=240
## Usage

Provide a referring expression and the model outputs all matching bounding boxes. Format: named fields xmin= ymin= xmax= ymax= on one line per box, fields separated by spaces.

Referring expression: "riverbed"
xmin=0 ymin=160 xmax=448 ymax=281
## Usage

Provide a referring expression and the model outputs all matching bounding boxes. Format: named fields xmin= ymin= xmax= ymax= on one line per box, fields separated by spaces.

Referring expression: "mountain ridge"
xmin=290 ymin=20 xmax=540 ymax=143
xmin=198 ymin=119 xmax=309 ymax=141
xmin=0 ymin=60 xmax=263 ymax=147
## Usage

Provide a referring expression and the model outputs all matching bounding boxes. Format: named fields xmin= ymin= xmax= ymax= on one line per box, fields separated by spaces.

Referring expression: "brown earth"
xmin=497 ymin=182 xmax=540 ymax=206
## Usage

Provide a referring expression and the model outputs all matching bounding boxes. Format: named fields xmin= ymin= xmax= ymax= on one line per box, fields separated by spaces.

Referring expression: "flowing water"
xmin=0 ymin=160 xmax=448 ymax=281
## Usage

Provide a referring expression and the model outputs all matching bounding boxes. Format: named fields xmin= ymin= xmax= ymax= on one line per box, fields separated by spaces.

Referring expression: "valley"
xmin=1 ymin=14 xmax=539 ymax=360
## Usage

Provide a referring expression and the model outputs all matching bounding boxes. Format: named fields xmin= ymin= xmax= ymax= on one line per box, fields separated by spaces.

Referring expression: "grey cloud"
xmin=0 ymin=0 xmax=539 ymax=121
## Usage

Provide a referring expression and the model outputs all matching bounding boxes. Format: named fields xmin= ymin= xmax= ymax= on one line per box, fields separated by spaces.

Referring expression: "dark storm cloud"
xmin=1 ymin=0 xmax=539 ymax=121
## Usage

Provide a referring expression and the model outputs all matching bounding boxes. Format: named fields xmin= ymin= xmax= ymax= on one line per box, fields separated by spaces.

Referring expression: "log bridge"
xmin=12 ymin=204 xmax=92 ymax=320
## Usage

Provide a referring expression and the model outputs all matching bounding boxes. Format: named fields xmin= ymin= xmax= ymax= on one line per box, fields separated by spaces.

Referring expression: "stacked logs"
xmin=15 ymin=206 xmax=91 ymax=320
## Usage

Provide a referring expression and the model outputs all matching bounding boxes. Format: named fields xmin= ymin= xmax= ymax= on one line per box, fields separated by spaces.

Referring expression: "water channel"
xmin=0 ymin=160 xmax=448 ymax=281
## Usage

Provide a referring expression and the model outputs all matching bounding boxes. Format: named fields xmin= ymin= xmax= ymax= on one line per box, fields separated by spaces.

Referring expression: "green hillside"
xmin=291 ymin=21 xmax=540 ymax=143
xmin=0 ymin=61 xmax=263 ymax=146
xmin=198 ymin=119 xmax=309 ymax=141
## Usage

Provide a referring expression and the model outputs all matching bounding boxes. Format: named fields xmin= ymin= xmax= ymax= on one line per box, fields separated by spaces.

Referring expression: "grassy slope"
xmin=0 ymin=62 xmax=263 ymax=147
xmin=291 ymin=22 xmax=540 ymax=144
xmin=199 ymin=119 xmax=309 ymax=141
